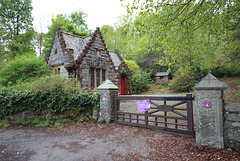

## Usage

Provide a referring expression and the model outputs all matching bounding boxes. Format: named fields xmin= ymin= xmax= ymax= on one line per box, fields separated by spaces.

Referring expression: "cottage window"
xmin=89 ymin=68 xmax=107 ymax=89
xmin=54 ymin=67 xmax=61 ymax=75
xmin=90 ymin=68 xmax=95 ymax=89
xmin=96 ymin=69 xmax=100 ymax=87
xmin=160 ymin=76 xmax=164 ymax=79
xmin=102 ymin=70 xmax=106 ymax=82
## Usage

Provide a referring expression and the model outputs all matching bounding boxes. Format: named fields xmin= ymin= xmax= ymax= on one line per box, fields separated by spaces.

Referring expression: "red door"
xmin=121 ymin=76 xmax=126 ymax=95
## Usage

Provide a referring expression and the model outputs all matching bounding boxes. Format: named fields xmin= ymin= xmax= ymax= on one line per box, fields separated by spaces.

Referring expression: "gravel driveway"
xmin=0 ymin=122 xmax=169 ymax=161
xmin=1 ymin=121 xmax=240 ymax=161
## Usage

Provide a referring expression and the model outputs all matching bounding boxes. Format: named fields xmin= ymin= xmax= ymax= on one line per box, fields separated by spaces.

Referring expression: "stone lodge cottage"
xmin=47 ymin=26 xmax=132 ymax=95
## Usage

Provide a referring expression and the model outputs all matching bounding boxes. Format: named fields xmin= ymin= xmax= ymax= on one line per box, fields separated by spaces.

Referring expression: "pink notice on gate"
xmin=136 ymin=99 xmax=150 ymax=112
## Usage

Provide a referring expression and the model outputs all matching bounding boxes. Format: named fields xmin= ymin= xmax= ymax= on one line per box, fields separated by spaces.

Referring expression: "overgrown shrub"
xmin=193 ymin=67 xmax=207 ymax=85
xmin=132 ymin=70 xmax=151 ymax=94
xmin=168 ymin=70 xmax=194 ymax=91
xmin=9 ymin=74 xmax=82 ymax=92
xmin=0 ymin=88 xmax=100 ymax=119
xmin=0 ymin=54 xmax=50 ymax=87
xmin=158 ymin=79 xmax=169 ymax=87
xmin=124 ymin=59 xmax=140 ymax=74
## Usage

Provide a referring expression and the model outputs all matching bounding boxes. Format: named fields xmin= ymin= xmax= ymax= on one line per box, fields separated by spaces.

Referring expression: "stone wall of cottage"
xmin=78 ymin=33 xmax=118 ymax=89
xmin=48 ymin=34 xmax=65 ymax=66
xmin=48 ymin=34 xmax=74 ymax=77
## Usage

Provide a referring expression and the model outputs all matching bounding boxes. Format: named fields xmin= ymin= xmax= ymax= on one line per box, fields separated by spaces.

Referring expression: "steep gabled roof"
xmin=61 ymin=31 xmax=93 ymax=60
xmin=47 ymin=26 xmax=98 ymax=62
xmin=109 ymin=51 xmax=122 ymax=67
xmin=109 ymin=50 xmax=132 ymax=76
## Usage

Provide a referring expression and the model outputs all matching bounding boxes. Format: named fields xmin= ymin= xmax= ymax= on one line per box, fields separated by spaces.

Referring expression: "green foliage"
xmin=35 ymin=32 xmax=45 ymax=56
xmin=124 ymin=59 xmax=139 ymax=74
xmin=10 ymin=74 xmax=82 ymax=93
xmin=15 ymin=119 xmax=32 ymax=125
xmin=168 ymin=70 xmax=194 ymax=92
xmin=0 ymin=121 xmax=10 ymax=127
xmin=43 ymin=10 xmax=89 ymax=57
xmin=0 ymin=118 xmax=73 ymax=129
xmin=69 ymin=10 xmax=88 ymax=31
xmin=0 ymin=22 xmax=6 ymax=66
xmin=136 ymin=51 xmax=168 ymax=80
xmin=32 ymin=118 xmax=41 ymax=124
xmin=78 ymin=115 xmax=91 ymax=123
xmin=0 ymin=0 xmax=35 ymax=58
xmin=0 ymin=54 xmax=50 ymax=87
xmin=0 ymin=88 xmax=100 ymax=119
xmin=101 ymin=16 xmax=138 ymax=60
xmin=193 ymin=68 xmax=208 ymax=85
xmin=32 ymin=118 xmax=54 ymax=127
xmin=35 ymin=119 xmax=54 ymax=128
xmin=125 ymin=0 xmax=240 ymax=76
xmin=53 ymin=122 xmax=64 ymax=130
xmin=158 ymin=79 xmax=169 ymax=87
xmin=132 ymin=70 xmax=151 ymax=94
xmin=101 ymin=25 xmax=115 ymax=50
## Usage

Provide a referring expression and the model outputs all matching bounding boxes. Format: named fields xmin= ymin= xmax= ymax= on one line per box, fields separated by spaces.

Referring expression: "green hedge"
xmin=0 ymin=88 xmax=100 ymax=119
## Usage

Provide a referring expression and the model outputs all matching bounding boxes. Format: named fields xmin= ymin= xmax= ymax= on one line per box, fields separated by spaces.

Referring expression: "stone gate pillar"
xmin=97 ymin=80 xmax=119 ymax=123
xmin=194 ymin=74 xmax=228 ymax=149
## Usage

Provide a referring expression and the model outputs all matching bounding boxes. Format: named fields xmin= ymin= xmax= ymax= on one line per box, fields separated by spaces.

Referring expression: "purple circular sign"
xmin=204 ymin=102 xmax=211 ymax=108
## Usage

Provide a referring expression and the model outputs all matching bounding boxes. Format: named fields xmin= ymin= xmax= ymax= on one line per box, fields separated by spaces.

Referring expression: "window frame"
xmin=89 ymin=68 xmax=107 ymax=89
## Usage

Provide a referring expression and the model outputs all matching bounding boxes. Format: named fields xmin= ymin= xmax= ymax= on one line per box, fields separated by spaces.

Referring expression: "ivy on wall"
xmin=0 ymin=88 xmax=100 ymax=119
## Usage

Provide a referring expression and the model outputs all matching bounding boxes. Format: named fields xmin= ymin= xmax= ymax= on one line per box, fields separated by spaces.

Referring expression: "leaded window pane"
xmin=102 ymin=70 xmax=106 ymax=82
xmin=96 ymin=69 xmax=100 ymax=87
xmin=91 ymin=68 xmax=95 ymax=88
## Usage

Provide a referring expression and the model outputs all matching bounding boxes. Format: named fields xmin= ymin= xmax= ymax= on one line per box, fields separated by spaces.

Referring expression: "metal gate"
xmin=114 ymin=94 xmax=194 ymax=137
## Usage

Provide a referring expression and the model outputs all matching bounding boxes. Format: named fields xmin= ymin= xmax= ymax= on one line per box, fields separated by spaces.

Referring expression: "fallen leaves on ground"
xmin=2 ymin=119 xmax=240 ymax=160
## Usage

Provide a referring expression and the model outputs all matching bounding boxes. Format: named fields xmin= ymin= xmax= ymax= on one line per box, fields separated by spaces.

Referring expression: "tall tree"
xmin=43 ymin=10 xmax=89 ymax=57
xmin=125 ymin=0 xmax=240 ymax=74
xmin=36 ymin=32 xmax=45 ymax=56
xmin=69 ymin=10 xmax=88 ymax=31
xmin=101 ymin=25 xmax=115 ymax=50
xmin=0 ymin=0 xmax=35 ymax=59
xmin=0 ymin=22 xmax=6 ymax=66
xmin=101 ymin=15 xmax=140 ymax=60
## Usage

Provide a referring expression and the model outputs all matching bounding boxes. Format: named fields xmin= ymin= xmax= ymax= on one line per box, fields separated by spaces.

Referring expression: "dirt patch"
xmin=220 ymin=77 xmax=240 ymax=103
xmin=146 ymin=136 xmax=240 ymax=161
xmin=139 ymin=77 xmax=240 ymax=103
xmin=0 ymin=120 xmax=240 ymax=160
xmin=0 ymin=143 xmax=36 ymax=161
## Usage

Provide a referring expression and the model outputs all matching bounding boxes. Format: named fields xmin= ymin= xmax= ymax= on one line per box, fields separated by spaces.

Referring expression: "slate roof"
xmin=109 ymin=51 xmax=122 ymax=67
xmin=156 ymin=72 xmax=170 ymax=77
xmin=47 ymin=26 xmax=101 ymax=62
xmin=58 ymin=31 xmax=94 ymax=61
xmin=109 ymin=50 xmax=132 ymax=75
